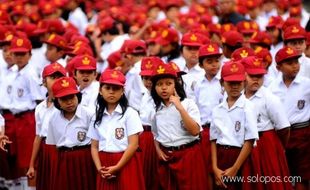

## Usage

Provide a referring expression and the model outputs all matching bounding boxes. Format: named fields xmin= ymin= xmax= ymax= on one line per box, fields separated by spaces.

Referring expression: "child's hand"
xmin=102 ymin=165 xmax=118 ymax=179
xmin=223 ymin=166 xmax=238 ymax=178
xmin=0 ymin=135 xmax=12 ymax=152
xmin=213 ymin=167 xmax=227 ymax=188
xmin=169 ymin=89 xmax=182 ymax=110
xmin=26 ymin=167 xmax=35 ymax=179
xmin=155 ymin=147 xmax=170 ymax=161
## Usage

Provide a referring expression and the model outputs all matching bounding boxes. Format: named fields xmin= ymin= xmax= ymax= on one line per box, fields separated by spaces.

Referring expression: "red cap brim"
xmin=223 ymin=75 xmax=245 ymax=81
xmin=54 ymin=89 xmax=79 ymax=98
xmin=10 ymin=48 xmax=30 ymax=52
xmin=101 ymin=79 xmax=124 ymax=86
xmin=245 ymin=69 xmax=267 ymax=75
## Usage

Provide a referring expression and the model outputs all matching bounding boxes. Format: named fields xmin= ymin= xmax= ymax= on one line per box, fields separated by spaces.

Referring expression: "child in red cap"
xmin=210 ymin=61 xmax=258 ymax=190
xmin=87 ymin=69 xmax=145 ymax=190
xmin=43 ymin=33 xmax=67 ymax=67
xmin=243 ymin=56 xmax=292 ymax=190
xmin=150 ymin=62 xmax=208 ymax=190
xmin=269 ymin=46 xmax=310 ymax=190
xmin=46 ymin=76 xmax=96 ymax=190
xmin=26 ymin=63 xmax=67 ymax=190
xmin=221 ymin=31 xmax=244 ymax=62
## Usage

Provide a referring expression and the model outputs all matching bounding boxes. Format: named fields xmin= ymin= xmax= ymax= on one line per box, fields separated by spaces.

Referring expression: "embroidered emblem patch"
xmin=7 ymin=85 xmax=12 ymax=94
xmin=17 ymin=89 xmax=24 ymax=97
xmin=77 ymin=131 xmax=86 ymax=142
xmin=235 ymin=121 xmax=241 ymax=132
xmin=297 ymin=100 xmax=305 ymax=110
xmin=115 ymin=128 xmax=124 ymax=140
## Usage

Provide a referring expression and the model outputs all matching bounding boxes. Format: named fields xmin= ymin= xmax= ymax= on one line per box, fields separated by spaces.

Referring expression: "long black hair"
xmin=151 ymin=74 xmax=186 ymax=111
xmin=93 ymin=83 xmax=128 ymax=127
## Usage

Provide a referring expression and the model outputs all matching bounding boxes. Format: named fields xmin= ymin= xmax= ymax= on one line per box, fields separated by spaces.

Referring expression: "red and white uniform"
xmin=80 ymin=81 xmax=99 ymax=111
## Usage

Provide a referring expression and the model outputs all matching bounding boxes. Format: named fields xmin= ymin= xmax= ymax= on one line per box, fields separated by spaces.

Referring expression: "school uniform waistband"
xmin=291 ymin=120 xmax=309 ymax=129
xmin=1 ymin=109 xmax=34 ymax=117
xmin=160 ymin=139 xmax=200 ymax=151
xmin=58 ymin=145 xmax=90 ymax=152
xmin=216 ymin=144 xmax=241 ymax=149
xmin=143 ymin=125 xmax=152 ymax=131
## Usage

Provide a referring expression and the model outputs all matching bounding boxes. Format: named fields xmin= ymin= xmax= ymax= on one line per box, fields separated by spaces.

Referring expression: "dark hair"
xmin=160 ymin=42 xmax=180 ymax=62
xmin=223 ymin=43 xmax=243 ymax=52
xmin=93 ymin=84 xmax=128 ymax=127
xmin=102 ymin=22 xmax=119 ymax=36
xmin=198 ymin=55 xmax=222 ymax=66
xmin=53 ymin=92 xmax=82 ymax=111
xmin=151 ymin=75 xmax=186 ymax=111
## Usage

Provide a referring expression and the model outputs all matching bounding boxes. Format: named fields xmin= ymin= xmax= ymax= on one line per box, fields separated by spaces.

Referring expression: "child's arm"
xmin=211 ymin=140 xmax=227 ymax=188
xmin=26 ymin=136 xmax=42 ymax=179
xmin=154 ymin=140 xmax=170 ymax=161
xmin=276 ymin=128 xmax=290 ymax=148
xmin=223 ymin=139 xmax=254 ymax=177
xmin=91 ymin=139 xmax=106 ymax=177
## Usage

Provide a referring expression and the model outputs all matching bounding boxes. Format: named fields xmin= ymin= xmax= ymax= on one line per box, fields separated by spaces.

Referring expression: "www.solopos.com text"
xmin=222 ymin=175 xmax=302 ymax=184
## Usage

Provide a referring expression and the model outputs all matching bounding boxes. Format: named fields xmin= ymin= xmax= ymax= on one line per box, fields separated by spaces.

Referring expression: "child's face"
xmin=142 ymin=76 xmax=152 ymax=91
xmin=45 ymin=44 xmax=63 ymax=62
xmin=266 ymin=27 xmax=280 ymax=44
xmin=155 ymin=78 xmax=175 ymax=101
xmin=12 ymin=52 xmax=31 ymax=69
xmin=58 ymin=94 xmax=78 ymax=113
xmin=2 ymin=45 xmax=13 ymax=66
xmin=245 ymin=74 xmax=264 ymax=92
xmin=201 ymin=56 xmax=221 ymax=77
xmin=182 ymin=46 xmax=199 ymax=66
xmin=223 ymin=81 xmax=244 ymax=98
xmin=287 ymin=39 xmax=306 ymax=54
xmin=147 ymin=43 xmax=161 ymax=56
xmin=100 ymin=84 xmax=124 ymax=105
xmin=45 ymin=73 xmax=65 ymax=91
xmin=74 ymin=70 xmax=96 ymax=89
xmin=277 ymin=58 xmax=300 ymax=79
xmin=305 ymin=46 xmax=310 ymax=58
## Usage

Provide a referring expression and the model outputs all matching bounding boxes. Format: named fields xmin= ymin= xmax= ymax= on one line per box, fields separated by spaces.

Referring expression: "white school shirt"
xmin=268 ymin=74 xmax=310 ymax=125
xmin=181 ymin=64 xmax=205 ymax=99
xmin=46 ymin=105 xmax=94 ymax=147
xmin=0 ymin=65 xmax=17 ymax=110
xmin=80 ymin=81 xmax=99 ymax=111
xmin=87 ymin=105 xmax=143 ymax=152
xmin=10 ymin=64 xmax=44 ymax=114
xmin=247 ymin=87 xmax=290 ymax=132
xmin=29 ymin=46 xmax=49 ymax=79
xmin=152 ymin=98 xmax=202 ymax=147
xmin=139 ymin=91 xmax=156 ymax=126
xmin=194 ymin=75 xmax=223 ymax=125
xmin=68 ymin=7 xmax=88 ymax=35
xmin=210 ymin=94 xmax=259 ymax=147
xmin=298 ymin=54 xmax=310 ymax=79
xmin=35 ymin=100 xmax=57 ymax=137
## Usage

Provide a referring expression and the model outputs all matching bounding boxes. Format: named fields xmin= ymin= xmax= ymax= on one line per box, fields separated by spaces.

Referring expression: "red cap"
xmin=168 ymin=61 xmax=187 ymax=76
xmin=99 ymin=16 xmax=115 ymax=32
xmin=181 ymin=32 xmax=205 ymax=47
xmin=10 ymin=37 xmax=32 ymax=53
xmin=199 ymin=42 xmax=222 ymax=57
xmin=221 ymin=61 xmax=246 ymax=81
xmin=221 ymin=23 xmax=237 ymax=34
xmin=283 ymin=25 xmax=306 ymax=41
xmin=0 ymin=10 xmax=12 ymax=24
xmin=275 ymin=46 xmax=301 ymax=64
xmin=208 ymin=23 xmax=221 ymax=34
xmin=241 ymin=56 xmax=267 ymax=75
xmin=43 ymin=33 xmax=67 ymax=49
xmin=155 ymin=28 xmax=179 ymax=46
xmin=152 ymin=61 xmax=177 ymax=78
xmin=245 ymin=0 xmax=262 ymax=9
xmin=282 ymin=18 xmax=300 ymax=31
xmin=249 ymin=31 xmax=272 ymax=46
xmin=52 ymin=77 xmax=79 ymax=98
xmin=289 ymin=6 xmax=301 ymax=17
xmin=266 ymin=16 xmax=283 ymax=29
xmin=42 ymin=62 xmax=67 ymax=78
xmin=66 ymin=45 xmax=94 ymax=57
xmin=237 ymin=21 xmax=259 ymax=34
xmin=99 ymin=69 xmax=126 ymax=86
xmin=254 ymin=47 xmax=272 ymax=67
xmin=40 ymin=1 xmax=56 ymax=15
xmin=120 ymin=40 xmax=146 ymax=54
xmin=222 ymin=31 xmax=243 ymax=46
xmin=289 ymin=0 xmax=302 ymax=6
xmin=107 ymin=51 xmax=123 ymax=69
xmin=231 ymin=47 xmax=255 ymax=61
xmin=46 ymin=18 xmax=65 ymax=35
xmin=140 ymin=56 xmax=163 ymax=76
xmin=72 ymin=55 xmax=97 ymax=70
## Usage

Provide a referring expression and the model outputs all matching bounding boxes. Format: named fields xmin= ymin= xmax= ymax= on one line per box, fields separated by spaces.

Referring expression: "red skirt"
xmin=158 ymin=143 xmax=208 ymax=190
xmin=250 ymin=130 xmax=292 ymax=190
xmin=54 ymin=146 xmax=96 ymax=190
xmin=97 ymin=151 xmax=145 ymax=190
xmin=286 ymin=127 xmax=310 ymax=180
xmin=139 ymin=130 xmax=159 ymax=190
xmin=200 ymin=127 xmax=212 ymax=173
xmin=0 ymin=149 xmax=10 ymax=179
xmin=36 ymin=140 xmax=58 ymax=190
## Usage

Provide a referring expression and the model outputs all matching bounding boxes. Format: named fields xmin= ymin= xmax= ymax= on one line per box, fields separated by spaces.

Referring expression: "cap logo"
xmin=61 ymin=79 xmax=69 ymax=87
xmin=111 ymin=71 xmax=119 ymax=79
xmin=59 ymin=40 xmax=65 ymax=46
xmin=75 ymin=41 xmax=82 ymax=47
xmin=0 ymin=11 xmax=2 ymax=16
xmin=254 ymin=46 xmax=262 ymax=53
xmin=247 ymin=1 xmax=253 ymax=7
xmin=292 ymin=26 xmax=299 ymax=33
xmin=145 ymin=61 xmax=152 ymax=69
xmin=48 ymin=34 xmax=56 ymax=42
xmin=200 ymin=24 xmax=206 ymax=30
xmin=53 ymin=64 xmax=61 ymax=69
xmin=266 ymin=55 xmax=272 ymax=63
xmin=38 ymin=21 xmax=43 ymax=28
xmin=263 ymin=38 xmax=271 ymax=44
xmin=157 ymin=65 xmax=165 ymax=74
xmin=162 ymin=30 xmax=168 ymax=38
xmin=150 ymin=31 xmax=157 ymax=38
xmin=286 ymin=48 xmax=294 ymax=55
xmin=252 ymin=23 xmax=258 ymax=30
xmin=253 ymin=59 xmax=261 ymax=66
xmin=82 ymin=57 xmax=90 ymax=65
xmin=216 ymin=24 xmax=221 ymax=29
xmin=5 ymin=34 xmax=13 ymax=41
xmin=223 ymin=24 xmax=230 ymax=31
xmin=221 ymin=37 xmax=226 ymax=43
xmin=45 ymin=4 xmax=51 ymax=10
xmin=240 ymin=50 xmax=248 ymax=58
xmin=244 ymin=22 xmax=250 ymax=29
xmin=291 ymin=7 xmax=298 ymax=14
xmin=190 ymin=34 xmax=197 ymax=41
xmin=171 ymin=63 xmax=178 ymax=71
xmin=207 ymin=45 xmax=215 ymax=52
xmin=16 ymin=39 xmax=23 ymax=47
xmin=187 ymin=18 xmax=194 ymax=24
xmin=230 ymin=64 xmax=239 ymax=73
xmin=73 ymin=46 xmax=80 ymax=53
xmin=269 ymin=17 xmax=273 ymax=24
xmin=116 ymin=60 xmax=123 ymax=66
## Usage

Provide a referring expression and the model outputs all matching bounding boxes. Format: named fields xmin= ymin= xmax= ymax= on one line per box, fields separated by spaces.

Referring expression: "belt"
xmin=143 ymin=125 xmax=152 ymax=131
xmin=160 ymin=139 xmax=200 ymax=151
xmin=58 ymin=145 xmax=90 ymax=152
xmin=216 ymin=144 xmax=241 ymax=149
xmin=202 ymin=123 xmax=210 ymax=129
xmin=291 ymin=120 xmax=309 ymax=129
xmin=1 ymin=109 xmax=34 ymax=117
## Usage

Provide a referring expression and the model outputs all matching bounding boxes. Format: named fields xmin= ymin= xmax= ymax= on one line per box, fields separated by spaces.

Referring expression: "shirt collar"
xmin=103 ymin=104 xmax=123 ymax=115
xmin=221 ymin=94 xmax=246 ymax=110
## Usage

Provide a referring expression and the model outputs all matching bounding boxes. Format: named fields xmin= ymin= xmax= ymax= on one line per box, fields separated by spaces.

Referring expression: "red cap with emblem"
xmin=255 ymin=47 xmax=273 ymax=67
xmin=249 ymin=31 xmax=272 ymax=47
xmin=152 ymin=61 xmax=177 ymax=78
xmin=241 ymin=56 xmax=267 ymax=75
xmin=266 ymin=16 xmax=284 ymax=29
xmin=222 ymin=31 xmax=243 ymax=46
xmin=275 ymin=46 xmax=301 ymax=64
xmin=10 ymin=37 xmax=32 ymax=52
xmin=120 ymin=40 xmax=147 ymax=54
xmin=99 ymin=16 xmax=115 ymax=32
xmin=52 ymin=77 xmax=79 ymax=98
xmin=140 ymin=56 xmax=163 ymax=76
xmin=237 ymin=21 xmax=259 ymax=34
xmin=99 ymin=69 xmax=126 ymax=86
xmin=71 ymin=55 xmax=97 ymax=71
xmin=231 ymin=47 xmax=255 ymax=61
xmin=181 ymin=32 xmax=205 ymax=47
xmin=107 ymin=51 xmax=123 ymax=69
xmin=168 ymin=61 xmax=187 ymax=76
xmin=42 ymin=62 xmax=67 ymax=78
xmin=283 ymin=25 xmax=306 ymax=41
xmin=221 ymin=61 xmax=246 ymax=81
xmin=199 ymin=42 xmax=222 ymax=57
xmin=43 ymin=33 xmax=67 ymax=49
xmin=155 ymin=28 xmax=179 ymax=46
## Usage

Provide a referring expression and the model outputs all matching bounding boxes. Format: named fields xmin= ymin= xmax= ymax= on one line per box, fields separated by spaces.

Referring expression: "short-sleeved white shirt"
xmin=68 ymin=7 xmax=88 ymax=35
xmin=268 ymin=74 xmax=310 ymax=125
xmin=181 ymin=64 xmax=205 ymax=99
xmin=35 ymin=100 xmax=57 ymax=137
xmin=0 ymin=65 xmax=18 ymax=110
xmin=247 ymin=87 xmax=290 ymax=131
xmin=210 ymin=94 xmax=259 ymax=147
xmin=80 ymin=81 xmax=99 ymax=111
xmin=152 ymin=98 xmax=202 ymax=147
xmin=46 ymin=105 xmax=94 ymax=147
xmin=87 ymin=105 xmax=143 ymax=152
xmin=139 ymin=91 xmax=156 ymax=126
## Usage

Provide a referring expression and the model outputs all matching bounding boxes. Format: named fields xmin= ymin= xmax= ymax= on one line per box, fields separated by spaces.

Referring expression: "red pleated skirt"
xmin=158 ymin=143 xmax=209 ymax=190
xmin=97 ymin=151 xmax=145 ymax=190
xmin=200 ymin=127 xmax=212 ymax=173
xmin=250 ymin=130 xmax=293 ymax=190
xmin=0 ymin=149 xmax=10 ymax=179
xmin=286 ymin=127 xmax=310 ymax=180
xmin=139 ymin=130 xmax=159 ymax=190
xmin=54 ymin=146 xmax=96 ymax=190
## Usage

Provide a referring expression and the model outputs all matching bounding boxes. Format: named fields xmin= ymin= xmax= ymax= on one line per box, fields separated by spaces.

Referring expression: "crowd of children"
xmin=0 ymin=0 xmax=309 ymax=190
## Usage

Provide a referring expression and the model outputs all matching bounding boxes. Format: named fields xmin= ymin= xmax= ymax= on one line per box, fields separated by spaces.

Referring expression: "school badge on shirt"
xmin=115 ymin=128 xmax=124 ymax=140
xmin=297 ymin=100 xmax=305 ymax=110
xmin=7 ymin=85 xmax=12 ymax=94
xmin=17 ymin=88 xmax=24 ymax=97
xmin=235 ymin=121 xmax=241 ymax=132
xmin=77 ymin=131 xmax=86 ymax=142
